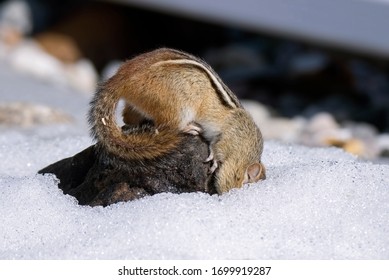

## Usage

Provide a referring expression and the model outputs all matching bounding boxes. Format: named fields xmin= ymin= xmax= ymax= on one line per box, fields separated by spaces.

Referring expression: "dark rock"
xmin=38 ymin=135 xmax=214 ymax=207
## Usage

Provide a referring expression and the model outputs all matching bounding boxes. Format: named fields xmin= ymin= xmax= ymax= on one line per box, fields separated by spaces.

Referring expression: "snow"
xmin=1 ymin=64 xmax=389 ymax=260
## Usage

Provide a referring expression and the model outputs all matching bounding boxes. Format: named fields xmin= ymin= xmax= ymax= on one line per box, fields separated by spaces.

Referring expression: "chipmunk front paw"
xmin=183 ymin=122 xmax=203 ymax=135
xmin=204 ymin=148 xmax=218 ymax=173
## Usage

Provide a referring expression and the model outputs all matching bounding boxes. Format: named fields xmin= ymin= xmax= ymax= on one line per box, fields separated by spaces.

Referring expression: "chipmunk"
xmin=89 ymin=48 xmax=265 ymax=194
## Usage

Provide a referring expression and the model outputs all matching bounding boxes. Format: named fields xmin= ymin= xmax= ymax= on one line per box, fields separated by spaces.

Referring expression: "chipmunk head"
xmin=213 ymin=108 xmax=266 ymax=194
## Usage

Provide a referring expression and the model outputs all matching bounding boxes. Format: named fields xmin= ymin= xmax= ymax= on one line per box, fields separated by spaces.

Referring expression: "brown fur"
xmin=89 ymin=48 xmax=265 ymax=193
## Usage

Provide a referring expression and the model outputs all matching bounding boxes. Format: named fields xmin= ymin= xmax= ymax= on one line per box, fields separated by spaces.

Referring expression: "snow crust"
xmin=1 ymin=127 xmax=388 ymax=260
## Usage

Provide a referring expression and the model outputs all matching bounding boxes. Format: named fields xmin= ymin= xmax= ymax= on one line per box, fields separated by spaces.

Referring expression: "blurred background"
xmin=1 ymin=0 xmax=389 ymax=162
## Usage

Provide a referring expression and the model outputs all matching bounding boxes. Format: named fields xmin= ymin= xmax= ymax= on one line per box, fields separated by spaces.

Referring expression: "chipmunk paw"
xmin=204 ymin=149 xmax=218 ymax=173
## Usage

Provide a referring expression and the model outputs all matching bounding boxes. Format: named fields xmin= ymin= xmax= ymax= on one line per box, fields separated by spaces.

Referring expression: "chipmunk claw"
xmin=204 ymin=149 xmax=218 ymax=173
xmin=183 ymin=123 xmax=202 ymax=135
xmin=209 ymin=159 xmax=218 ymax=173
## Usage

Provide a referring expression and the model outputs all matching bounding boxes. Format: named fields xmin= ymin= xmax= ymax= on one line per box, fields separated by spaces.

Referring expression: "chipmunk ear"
xmin=245 ymin=162 xmax=266 ymax=183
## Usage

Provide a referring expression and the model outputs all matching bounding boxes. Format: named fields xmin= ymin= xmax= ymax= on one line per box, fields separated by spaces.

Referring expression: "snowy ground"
xmin=1 ymin=64 xmax=388 ymax=260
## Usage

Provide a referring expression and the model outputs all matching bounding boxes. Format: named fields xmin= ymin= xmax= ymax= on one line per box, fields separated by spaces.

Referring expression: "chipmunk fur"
xmin=89 ymin=48 xmax=265 ymax=194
